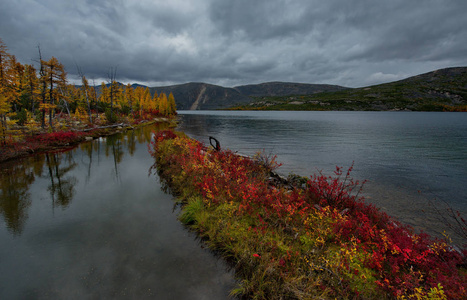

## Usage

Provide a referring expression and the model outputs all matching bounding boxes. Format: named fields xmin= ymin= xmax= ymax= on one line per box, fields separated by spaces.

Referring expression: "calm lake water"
xmin=0 ymin=124 xmax=235 ymax=299
xmin=1 ymin=111 xmax=465 ymax=298
xmin=177 ymin=110 xmax=467 ymax=245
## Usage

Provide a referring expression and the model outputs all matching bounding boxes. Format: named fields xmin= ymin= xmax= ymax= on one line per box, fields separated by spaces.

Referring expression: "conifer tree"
xmin=168 ymin=92 xmax=176 ymax=115
xmin=76 ymin=65 xmax=92 ymax=124
xmin=0 ymin=39 xmax=18 ymax=144
xmin=43 ymin=57 xmax=66 ymax=129
xmin=134 ymin=86 xmax=144 ymax=116
xmin=142 ymin=87 xmax=151 ymax=113
xmin=23 ymin=64 xmax=39 ymax=114
xmin=152 ymin=90 xmax=159 ymax=112
xmin=125 ymin=84 xmax=134 ymax=114
xmin=10 ymin=56 xmax=23 ymax=111
xmin=0 ymin=86 xmax=9 ymax=145
xmin=107 ymin=67 xmax=117 ymax=122
xmin=159 ymin=92 xmax=168 ymax=116
xmin=36 ymin=46 xmax=47 ymax=128
xmin=99 ymin=82 xmax=109 ymax=105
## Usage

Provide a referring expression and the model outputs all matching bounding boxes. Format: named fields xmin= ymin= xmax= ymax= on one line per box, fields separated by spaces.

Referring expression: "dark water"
xmin=177 ymin=110 xmax=467 ymax=245
xmin=0 ymin=124 xmax=235 ymax=299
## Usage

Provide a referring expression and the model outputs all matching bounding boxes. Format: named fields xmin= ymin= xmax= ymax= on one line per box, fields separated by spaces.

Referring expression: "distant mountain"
xmin=130 ymin=83 xmax=147 ymax=89
xmin=149 ymin=82 xmax=348 ymax=110
xmin=89 ymin=67 xmax=467 ymax=111
xmin=148 ymin=82 xmax=251 ymax=110
xmin=231 ymin=67 xmax=467 ymax=111
xmin=92 ymin=82 xmax=127 ymax=95
xmin=90 ymin=81 xmax=252 ymax=110
xmin=234 ymin=82 xmax=348 ymax=97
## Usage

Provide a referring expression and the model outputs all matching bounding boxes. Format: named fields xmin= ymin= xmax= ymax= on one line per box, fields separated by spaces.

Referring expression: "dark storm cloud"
xmin=1 ymin=0 xmax=466 ymax=87
xmin=339 ymin=1 xmax=467 ymax=63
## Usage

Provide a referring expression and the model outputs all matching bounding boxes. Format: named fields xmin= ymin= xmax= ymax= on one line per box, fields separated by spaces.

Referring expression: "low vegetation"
xmin=228 ymin=67 xmax=467 ymax=112
xmin=151 ymin=130 xmax=466 ymax=299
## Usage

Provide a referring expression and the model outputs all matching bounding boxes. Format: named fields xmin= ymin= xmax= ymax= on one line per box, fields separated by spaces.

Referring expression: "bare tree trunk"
xmin=48 ymin=64 xmax=54 ymax=130
xmin=76 ymin=64 xmax=93 ymax=124
xmin=58 ymin=86 xmax=71 ymax=116
xmin=108 ymin=66 xmax=117 ymax=122
xmin=29 ymin=77 xmax=35 ymax=115
xmin=37 ymin=45 xmax=46 ymax=129
xmin=92 ymin=78 xmax=99 ymax=119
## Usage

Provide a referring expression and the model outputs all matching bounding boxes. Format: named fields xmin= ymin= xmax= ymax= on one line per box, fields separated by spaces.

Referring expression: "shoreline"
xmin=151 ymin=129 xmax=466 ymax=299
xmin=0 ymin=118 xmax=175 ymax=165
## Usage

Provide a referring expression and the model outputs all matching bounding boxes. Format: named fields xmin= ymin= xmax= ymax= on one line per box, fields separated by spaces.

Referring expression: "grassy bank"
xmin=150 ymin=130 xmax=466 ymax=299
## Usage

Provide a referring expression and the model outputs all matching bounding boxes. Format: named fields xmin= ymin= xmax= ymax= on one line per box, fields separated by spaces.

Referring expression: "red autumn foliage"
xmin=152 ymin=129 xmax=467 ymax=299
xmin=26 ymin=131 xmax=85 ymax=146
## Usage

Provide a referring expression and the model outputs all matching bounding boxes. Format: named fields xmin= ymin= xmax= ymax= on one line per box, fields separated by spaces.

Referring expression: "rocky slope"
xmin=149 ymin=82 xmax=251 ymax=110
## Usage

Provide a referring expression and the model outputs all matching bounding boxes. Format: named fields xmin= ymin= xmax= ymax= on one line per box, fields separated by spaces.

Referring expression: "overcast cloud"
xmin=1 ymin=0 xmax=466 ymax=87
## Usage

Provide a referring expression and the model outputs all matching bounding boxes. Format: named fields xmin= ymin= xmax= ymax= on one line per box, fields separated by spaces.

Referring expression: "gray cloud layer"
xmin=1 ymin=0 xmax=466 ymax=87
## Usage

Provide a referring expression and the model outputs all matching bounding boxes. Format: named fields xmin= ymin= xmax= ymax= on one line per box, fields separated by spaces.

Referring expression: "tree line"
xmin=0 ymin=38 xmax=176 ymax=145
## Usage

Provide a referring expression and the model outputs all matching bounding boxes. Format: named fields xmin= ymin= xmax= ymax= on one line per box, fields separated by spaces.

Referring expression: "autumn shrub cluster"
xmin=16 ymin=131 xmax=84 ymax=153
xmin=0 ymin=130 xmax=87 ymax=163
xmin=26 ymin=131 xmax=85 ymax=146
xmin=151 ymin=130 xmax=466 ymax=299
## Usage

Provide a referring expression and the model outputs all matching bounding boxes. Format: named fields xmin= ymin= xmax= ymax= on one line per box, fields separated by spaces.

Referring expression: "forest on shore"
xmin=0 ymin=38 xmax=176 ymax=151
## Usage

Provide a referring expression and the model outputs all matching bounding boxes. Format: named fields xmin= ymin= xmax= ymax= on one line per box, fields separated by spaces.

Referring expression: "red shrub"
xmin=151 ymin=132 xmax=467 ymax=299
xmin=26 ymin=131 xmax=85 ymax=147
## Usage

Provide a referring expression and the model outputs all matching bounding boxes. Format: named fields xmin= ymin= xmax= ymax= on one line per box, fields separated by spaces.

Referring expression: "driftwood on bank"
xmin=208 ymin=136 xmax=307 ymax=190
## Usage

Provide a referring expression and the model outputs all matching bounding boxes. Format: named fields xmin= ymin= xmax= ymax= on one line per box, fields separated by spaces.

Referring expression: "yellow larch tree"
xmin=0 ymin=38 xmax=19 ymax=144
xmin=99 ymin=82 xmax=109 ymax=105
xmin=42 ymin=56 xmax=67 ymax=130
xmin=158 ymin=92 xmax=168 ymax=116
xmin=151 ymin=90 xmax=159 ymax=112
xmin=125 ymin=84 xmax=134 ymax=114
xmin=168 ymin=92 xmax=176 ymax=115
xmin=23 ymin=64 xmax=39 ymax=115
xmin=142 ymin=87 xmax=151 ymax=113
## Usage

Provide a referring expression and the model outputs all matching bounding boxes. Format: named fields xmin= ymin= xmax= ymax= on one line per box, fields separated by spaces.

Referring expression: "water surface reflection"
xmin=0 ymin=123 xmax=235 ymax=299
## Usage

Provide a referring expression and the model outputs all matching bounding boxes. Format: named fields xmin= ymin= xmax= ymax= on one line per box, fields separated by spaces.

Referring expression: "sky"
xmin=1 ymin=0 xmax=467 ymax=88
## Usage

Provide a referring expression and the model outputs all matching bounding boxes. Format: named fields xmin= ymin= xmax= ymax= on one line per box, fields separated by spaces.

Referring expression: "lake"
xmin=1 ymin=111 xmax=465 ymax=298
xmin=0 ymin=124 xmax=235 ymax=299
xmin=176 ymin=110 xmax=467 ymax=246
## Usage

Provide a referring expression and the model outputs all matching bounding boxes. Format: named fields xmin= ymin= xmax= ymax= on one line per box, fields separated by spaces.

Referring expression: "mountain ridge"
xmin=228 ymin=67 xmax=467 ymax=111
xmin=93 ymin=66 xmax=467 ymax=111
xmin=149 ymin=81 xmax=348 ymax=110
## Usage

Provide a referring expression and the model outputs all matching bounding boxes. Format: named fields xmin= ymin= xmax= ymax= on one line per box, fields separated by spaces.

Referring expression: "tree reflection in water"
xmin=0 ymin=161 xmax=34 ymax=234
xmin=0 ymin=122 xmax=168 ymax=236
xmin=45 ymin=152 xmax=78 ymax=209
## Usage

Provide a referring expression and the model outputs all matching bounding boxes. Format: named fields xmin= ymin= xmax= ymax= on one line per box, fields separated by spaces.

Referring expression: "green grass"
xmin=227 ymin=68 xmax=467 ymax=111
